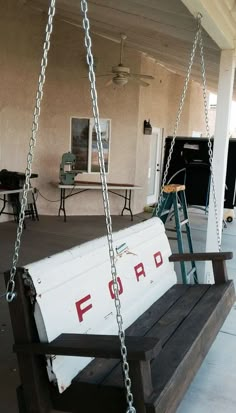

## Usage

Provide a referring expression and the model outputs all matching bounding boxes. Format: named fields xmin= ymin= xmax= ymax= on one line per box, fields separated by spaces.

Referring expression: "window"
xmin=71 ymin=117 xmax=111 ymax=173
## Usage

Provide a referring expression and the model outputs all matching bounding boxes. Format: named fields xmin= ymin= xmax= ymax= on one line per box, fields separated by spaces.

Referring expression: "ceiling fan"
xmin=96 ymin=34 xmax=154 ymax=87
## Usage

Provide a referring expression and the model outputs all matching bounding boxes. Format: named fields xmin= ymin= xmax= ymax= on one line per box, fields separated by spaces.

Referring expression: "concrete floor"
xmin=0 ymin=211 xmax=235 ymax=413
xmin=177 ymin=210 xmax=236 ymax=413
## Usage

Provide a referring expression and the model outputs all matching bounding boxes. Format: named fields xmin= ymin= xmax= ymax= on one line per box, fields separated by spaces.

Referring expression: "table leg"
xmin=121 ymin=190 xmax=133 ymax=221
xmin=32 ymin=191 xmax=39 ymax=221
xmin=58 ymin=189 xmax=66 ymax=222
xmin=12 ymin=194 xmax=26 ymax=228
xmin=0 ymin=194 xmax=25 ymax=228
xmin=0 ymin=194 xmax=7 ymax=216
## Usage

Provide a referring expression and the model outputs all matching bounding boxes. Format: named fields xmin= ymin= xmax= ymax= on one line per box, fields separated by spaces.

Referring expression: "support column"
xmin=204 ymin=49 xmax=235 ymax=283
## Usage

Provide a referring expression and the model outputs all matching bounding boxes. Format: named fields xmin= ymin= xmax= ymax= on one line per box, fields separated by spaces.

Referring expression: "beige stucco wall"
xmin=0 ymin=1 xmax=207 ymax=221
xmin=134 ymin=56 xmax=207 ymax=211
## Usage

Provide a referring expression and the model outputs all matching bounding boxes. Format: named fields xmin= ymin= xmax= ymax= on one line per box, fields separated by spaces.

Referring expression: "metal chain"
xmin=154 ymin=15 xmax=201 ymax=217
xmin=80 ymin=1 xmax=135 ymax=412
xmin=5 ymin=0 xmax=56 ymax=302
xmin=198 ymin=24 xmax=221 ymax=251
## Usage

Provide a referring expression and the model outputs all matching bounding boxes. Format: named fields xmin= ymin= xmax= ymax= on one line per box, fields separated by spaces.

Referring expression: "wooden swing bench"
xmin=6 ymin=218 xmax=235 ymax=413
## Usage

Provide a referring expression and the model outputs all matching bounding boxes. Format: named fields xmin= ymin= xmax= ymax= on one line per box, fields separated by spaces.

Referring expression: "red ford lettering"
xmin=108 ymin=277 xmax=124 ymax=299
xmin=75 ymin=294 xmax=93 ymax=322
xmin=134 ymin=263 xmax=146 ymax=281
xmin=154 ymin=251 xmax=163 ymax=268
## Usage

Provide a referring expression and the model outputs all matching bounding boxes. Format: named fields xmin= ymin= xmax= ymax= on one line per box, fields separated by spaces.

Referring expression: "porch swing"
xmin=5 ymin=2 xmax=235 ymax=413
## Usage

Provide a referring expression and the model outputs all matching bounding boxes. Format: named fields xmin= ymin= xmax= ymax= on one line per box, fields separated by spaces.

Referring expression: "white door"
xmin=147 ymin=127 xmax=163 ymax=205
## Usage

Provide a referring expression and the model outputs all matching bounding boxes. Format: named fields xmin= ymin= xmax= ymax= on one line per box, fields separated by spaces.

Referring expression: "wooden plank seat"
xmin=5 ymin=219 xmax=235 ymax=413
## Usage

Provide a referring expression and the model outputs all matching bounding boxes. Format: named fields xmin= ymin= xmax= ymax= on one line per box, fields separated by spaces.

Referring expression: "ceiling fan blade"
xmin=130 ymin=77 xmax=150 ymax=87
xmin=130 ymin=74 xmax=154 ymax=80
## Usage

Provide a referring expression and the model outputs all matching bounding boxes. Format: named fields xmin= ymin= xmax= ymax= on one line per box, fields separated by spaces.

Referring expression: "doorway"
xmin=147 ymin=127 xmax=164 ymax=205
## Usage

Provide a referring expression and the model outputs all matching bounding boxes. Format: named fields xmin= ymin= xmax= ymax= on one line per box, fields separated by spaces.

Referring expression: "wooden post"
xmin=129 ymin=360 xmax=153 ymax=413
xmin=5 ymin=270 xmax=51 ymax=413
xmin=204 ymin=49 xmax=235 ymax=283
xmin=212 ymin=259 xmax=228 ymax=284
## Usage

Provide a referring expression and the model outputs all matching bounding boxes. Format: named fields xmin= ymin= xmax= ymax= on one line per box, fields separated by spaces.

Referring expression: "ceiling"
xmin=24 ymin=0 xmax=236 ymax=95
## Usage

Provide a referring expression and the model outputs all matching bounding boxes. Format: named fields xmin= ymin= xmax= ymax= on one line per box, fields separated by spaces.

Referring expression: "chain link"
xmin=80 ymin=1 xmax=136 ymax=411
xmin=198 ymin=24 xmax=221 ymax=251
xmin=154 ymin=16 xmax=201 ymax=217
xmin=154 ymin=13 xmax=221 ymax=247
xmin=6 ymin=0 xmax=56 ymax=302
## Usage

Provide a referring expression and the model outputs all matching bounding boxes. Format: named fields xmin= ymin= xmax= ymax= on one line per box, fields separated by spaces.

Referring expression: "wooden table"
xmin=58 ymin=181 xmax=142 ymax=222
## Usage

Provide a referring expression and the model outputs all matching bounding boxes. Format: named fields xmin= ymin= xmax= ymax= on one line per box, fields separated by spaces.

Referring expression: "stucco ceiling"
xmin=24 ymin=0 xmax=236 ymax=95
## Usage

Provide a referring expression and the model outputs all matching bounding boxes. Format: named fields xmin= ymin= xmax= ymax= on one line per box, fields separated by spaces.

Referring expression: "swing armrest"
xmin=169 ymin=252 xmax=233 ymax=262
xmin=13 ymin=333 xmax=162 ymax=361
xmin=169 ymin=252 xmax=233 ymax=284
